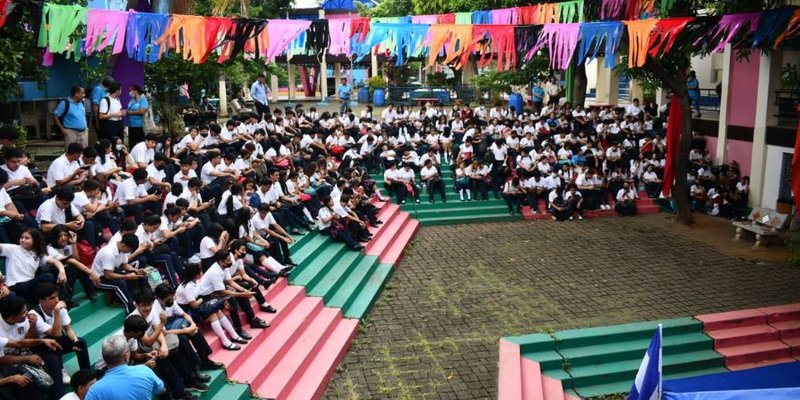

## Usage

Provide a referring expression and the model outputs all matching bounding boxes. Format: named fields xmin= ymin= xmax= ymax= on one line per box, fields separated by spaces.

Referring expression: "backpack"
xmin=143 ymin=97 xmax=158 ymax=133
xmin=57 ymin=99 xmax=70 ymax=124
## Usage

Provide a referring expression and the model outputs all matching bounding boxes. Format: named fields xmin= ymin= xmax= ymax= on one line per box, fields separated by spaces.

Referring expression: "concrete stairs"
xmin=521 ymin=191 xmax=660 ymax=221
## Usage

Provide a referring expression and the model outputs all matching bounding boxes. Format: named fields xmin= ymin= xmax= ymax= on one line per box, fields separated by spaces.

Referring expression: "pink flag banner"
xmin=528 ymin=23 xmax=580 ymax=70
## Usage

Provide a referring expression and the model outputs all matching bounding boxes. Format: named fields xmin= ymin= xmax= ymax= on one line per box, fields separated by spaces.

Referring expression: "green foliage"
xmin=359 ymin=0 xmax=413 ymax=17
xmin=368 ymin=76 xmax=387 ymax=91
xmin=786 ymin=234 xmax=800 ymax=267
xmin=0 ymin=14 xmax=49 ymax=103
xmin=14 ymin=125 xmax=27 ymax=148
xmin=471 ymin=58 xmax=551 ymax=102
xmin=781 ymin=63 xmax=800 ymax=91
xmin=471 ymin=68 xmax=510 ymax=103
xmin=426 ymin=71 xmax=449 ymax=87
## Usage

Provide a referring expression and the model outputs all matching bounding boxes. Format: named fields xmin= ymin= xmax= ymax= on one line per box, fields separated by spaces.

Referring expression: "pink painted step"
xmin=365 ymin=211 xmax=411 ymax=258
xmin=728 ymin=357 xmax=797 ymax=371
xmin=758 ymin=304 xmax=800 ymax=323
xmin=224 ymin=297 xmax=325 ymax=385
xmin=283 ymin=318 xmax=359 ymax=400
xmin=520 ymin=357 xmax=544 ymax=400
xmin=772 ymin=320 xmax=800 ymax=340
xmin=255 ymin=307 xmax=342 ymax=399
xmin=715 ymin=340 xmax=792 ymax=368
xmin=202 ymin=280 xmax=304 ymax=353
xmin=498 ymin=340 xmax=524 ymax=400
xmin=696 ymin=309 xmax=767 ymax=331
xmin=367 ymin=203 xmax=400 ymax=236
xmin=541 ymin=376 xmax=565 ymax=400
xmin=381 ymin=219 xmax=420 ymax=266
xmin=706 ymin=325 xmax=780 ymax=348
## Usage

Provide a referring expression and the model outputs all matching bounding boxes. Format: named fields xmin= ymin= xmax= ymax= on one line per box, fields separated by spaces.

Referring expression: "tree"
xmin=625 ymin=0 xmax=793 ymax=225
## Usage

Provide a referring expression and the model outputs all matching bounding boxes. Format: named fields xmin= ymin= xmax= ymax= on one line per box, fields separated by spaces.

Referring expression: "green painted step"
xmin=418 ymin=213 xmax=522 ymax=226
xmin=411 ymin=204 xmax=511 ymax=218
xmin=400 ymin=198 xmax=507 ymax=210
xmin=563 ymin=365 xmax=730 ymax=399
xmin=542 ymin=349 xmax=725 ymax=392
xmin=289 ymin=242 xmax=350 ymax=287
xmin=289 ymin=233 xmax=329 ymax=266
xmin=504 ymin=333 xmax=555 ymax=353
xmin=343 ymin=263 xmax=394 ymax=319
xmin=196 ymin=369 xmax=230 ymax=398
xmin=327 ymin=256 xmax=381 ymax=310
xmin=306 ymin=250 xmax=367 ymax=302
xmin=209 ymin=381 xmax=252 ymax=400
xmin=553 ymin=317 xmax=701 ymax=349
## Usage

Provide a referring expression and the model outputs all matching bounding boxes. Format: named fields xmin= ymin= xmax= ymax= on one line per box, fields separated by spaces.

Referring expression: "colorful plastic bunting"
xmin=265 ymin=19 xmax=312 ymax=60
xmin=529 ymin=23 xmax=580 ymax=70
xmin=774 ymin=9 xmax=800 ymax=48
xmin=558 ymin=0 xmax=584 ymax=23
xmin=85 ymin=9 xmax=128 ymax=56
xmin=328 ymin=18 xmax=351 ymax=56
xmin=38 ymin=4 xmax=87 ymax=55
xmin=125 ymin=12 xmax=169 ymax=63
xmin=491 ymin=8 xmax=517 ymax=25
xmin=577 ymin=21 xmax=623 ymax=68
xmin=753 ymin=9 xmax=794 ymax=47
xmin=700 ymin=13 xmax=760 ymax=53
xmin=427 ymin=24 xmax=473 ymax=68
xmin=647 ymin=17 xmax=693 ymax=57
xmin=601 ymin=0 xmax=625 ymax=21
xmin=472 ymin=25 xmax=516 ymax=71
xmin=624 ymin=19 xmax=657 ymax=67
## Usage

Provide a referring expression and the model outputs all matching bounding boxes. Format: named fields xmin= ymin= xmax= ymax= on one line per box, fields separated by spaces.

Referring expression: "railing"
xmin=695 ymin=88 xmax=721 ymax=111
xmin=383 ymin=85 xmax=480 ymax=106
xmin=774 ymin=90 xmax=800 ymax=120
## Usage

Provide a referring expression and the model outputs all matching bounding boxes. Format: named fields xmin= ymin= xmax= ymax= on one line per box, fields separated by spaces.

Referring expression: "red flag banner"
xmin=661 ymin=94 xmax=682 ymax=197
xmin=792 ymin=105 xmax=800 ymax=211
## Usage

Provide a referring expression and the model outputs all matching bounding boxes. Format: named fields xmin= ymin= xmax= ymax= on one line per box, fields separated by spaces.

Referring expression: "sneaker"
xmin=185 ymin=382 xmax=208 ymax=392
xmin=62 ymin=369 xmax=71 ymax=384
xmin=188 ymin=254 xmax=201 ymax=264
xmin=569 ymin=216 xmax=574 ymax=220
xmin=415 ymin=199 xmax=421 ymax=204
xmin=578 ymin=215 xmax=583 ymax=220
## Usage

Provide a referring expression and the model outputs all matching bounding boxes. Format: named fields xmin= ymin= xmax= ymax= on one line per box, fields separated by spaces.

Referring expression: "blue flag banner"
xmin=628 ymin=324 xmax=662 ymax=400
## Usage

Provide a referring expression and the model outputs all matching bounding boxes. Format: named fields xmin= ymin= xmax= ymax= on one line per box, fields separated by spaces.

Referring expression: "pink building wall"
xmin=705 ymin=136 xmax=718 ymax=161
xmin=727 ymin=57 xmax=759 ymax=128
xmin=725 ymin=139 xmax=752 ymax=176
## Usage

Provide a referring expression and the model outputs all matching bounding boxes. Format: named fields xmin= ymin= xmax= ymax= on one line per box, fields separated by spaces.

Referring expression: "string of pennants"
xmin=5 ymin=0 xmax=800 ymax=70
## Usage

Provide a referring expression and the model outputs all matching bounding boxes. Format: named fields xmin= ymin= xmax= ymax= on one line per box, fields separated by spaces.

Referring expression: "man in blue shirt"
xmin=86 ymin=334 xmax=165 ymax=400
xmin=531 ymin=81 xmax=545 ymax=113
xmin=53 ymin=86 xmax=89 ymax=150
xmin=338 ymin=78 xmax=352 ymax=115
xmin=250 ymin=73 xmax=271 ymax=121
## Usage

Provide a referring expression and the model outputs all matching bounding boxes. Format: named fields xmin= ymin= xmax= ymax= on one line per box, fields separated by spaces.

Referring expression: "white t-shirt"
xmin=0 ymin=312 xmax=50 ymax=340
xmin=317 ymin=207 xmax=333 ymax=229
xmin=175 ymin=281 xmax=198 ymax=305
xmin=99 ymin=96 xmax=123 ymax=121
xmin=420 ymin=166 xmax=439 ymax=180
xmin=0 ymin=188 xmax=12 ymax=210
xmin=199 ymin=237 xmax=217 ymax=259
xmin=130 ymin=142 xmax=154 ymax=166
xmin=217 ymin=190 xmax=243 ymax=216
xmin=71 ymin=191 xmax=92 ymax=214
xmin=46 ymin=154 xmax=80 ymax=187
xmin=46 ymin=244 xmax=73 ymax=261
xmin=31 ymin=305 xmax=72 ymax=336
xmin=91 ymin=242 xmax=128 ymax=276
xmin=0 ymin=164 xmax=34 ymax=190
xmin=0 ymin=244 xmax=51 ymax=287
xmin=114 ymin=177 xmax=147 ymax=206
xmin=36 ymin=197 xmax=81 ymax=226
xmin=196 ymin=262 xmax=229 ymax=297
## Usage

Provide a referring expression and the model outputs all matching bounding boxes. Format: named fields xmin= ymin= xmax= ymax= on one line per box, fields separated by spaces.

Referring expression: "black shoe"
xmin=185 ymin=381 xmax=208 ymax=392
xmin=196 ymin=373 xmax=211 ymax=383
xmin=236 ymin=330 xmax=252 ymax=340
xmin=375 ymin=220 xmax=384 ymax=225
xmin=352 ymin=244 xmax=364 ymax=251
xmin=180 ymin=393 xmax=199 ymax=400
xmin=199 ymin=360 xmax=223 ymax=371
xmin=223 ymin=342 xmax=242 ymax=350
xmin=231 ymin=337 xmax=249 ymax=344
xmin=260 ymin=305 xmax=278 ymax=313
xmin=251 ymin=318 xmax=270 ymax=328
xmin=285 ymin=258 xmax=298 ymax=267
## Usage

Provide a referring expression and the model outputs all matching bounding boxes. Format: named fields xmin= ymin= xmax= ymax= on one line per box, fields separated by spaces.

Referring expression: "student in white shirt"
xmin=114 ymin=168 xmax=161 ymax=224
xmin=394 ymin=163 xmax=420 ymax=204
xmin=420 ymin=159 xmax=446 ymax=204
xmin=129 ymin=134 xmax=158 ymax=169
xmin=614 ymin=181 xmax=638 ymax=216
xmin=0 ymin=228 xmax=67 ymax=304
xmin=32 ymin=281 xmax=92 ymax=371
xmin=502 ymin=177 xmax=525 ymax=216
xmin=46 ymin=143 xmax=86 ymax=188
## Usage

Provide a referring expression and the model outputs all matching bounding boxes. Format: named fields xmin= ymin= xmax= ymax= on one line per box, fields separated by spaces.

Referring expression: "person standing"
xmin=531 ymin=81 xmax=545 ymax=113
xmin=545 ymin=77 xmax=562 ymax=106
xmin=250 ymin=73 xmax=271 ymax=121
xmin=337 ymin=78 xmax=352 ymax=116
xmin=53 ymin=86 xmax=89 ymax=150
xmin=127 ymin=85 xmax=149 ymax=147
xmin=85 ymin=335 xmax=166 ymax=400
xmin=90 ymin=77 xmax=115 ymax=139
xmin=97 ymin=83 xmax=125 ymax=143
xmin=687 ymin=70 xmax=701 ymax=118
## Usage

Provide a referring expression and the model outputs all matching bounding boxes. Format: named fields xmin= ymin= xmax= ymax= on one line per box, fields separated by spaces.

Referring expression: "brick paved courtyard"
xmin=323 ymin=215 xmax=800 ymax=400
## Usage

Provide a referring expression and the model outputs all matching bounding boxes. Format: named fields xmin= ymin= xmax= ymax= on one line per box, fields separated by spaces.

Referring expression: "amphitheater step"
xmin=282 ymin=318 xmax=359 ymax=400
xmin=696 ymin=308 xmax=768 ymax=331
xmin=290 ymin=242 xmax=351 ymax=288
xmin=380 ymin=219 xmax=420 ymax=265
xmin=715 ymin=340 xmax=793 ymax=369
xmin=252 ymin=307 xmax=342 ymax=399
xmin=418 ymin=212 xmax=522 ymax=226
xmin=343 ymin=263 xmax=394 ymax=319
xmin=306 ymin=250 xmax=367 ymax=302
xmin=327 ymin=256 xmax=381 ymax=311
xmin=64 ymin=298 xmax=126 ymax=373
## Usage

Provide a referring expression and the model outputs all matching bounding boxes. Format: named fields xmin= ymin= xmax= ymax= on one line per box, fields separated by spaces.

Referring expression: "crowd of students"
xmin=0 ymin=78 xmax=754 ymax=399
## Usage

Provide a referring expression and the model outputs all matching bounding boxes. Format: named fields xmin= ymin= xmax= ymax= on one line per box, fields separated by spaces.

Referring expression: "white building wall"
xmin=762 ymin=144 xmax=793 ymax=209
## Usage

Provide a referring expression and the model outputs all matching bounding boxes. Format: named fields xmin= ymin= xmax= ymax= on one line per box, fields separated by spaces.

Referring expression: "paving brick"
xmin=323 ymin=217 xmax=800 ymax=400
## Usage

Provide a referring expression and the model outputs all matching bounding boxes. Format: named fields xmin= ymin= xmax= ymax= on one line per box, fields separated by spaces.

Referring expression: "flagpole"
xmin=658 ymin=323 xmax=663 ymax=400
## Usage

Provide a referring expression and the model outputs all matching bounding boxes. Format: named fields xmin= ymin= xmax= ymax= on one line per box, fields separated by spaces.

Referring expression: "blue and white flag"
xmin=628 ymin=324 xmax=662 ymax=400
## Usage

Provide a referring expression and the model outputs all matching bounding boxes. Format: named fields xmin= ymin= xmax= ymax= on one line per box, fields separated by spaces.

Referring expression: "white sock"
xmin=220 ymin=316 xmax=240 ymax=338
xmin=211 ymin=320 xmax=233 ymax=347
xmin=303 ymin=208 xmax=313 ymax=221
xmin=261 ymin=301 xmax=271 ymax=308
xmin=466 ymin=189 xmax=472 ymax=200
xmin=459 ymin=189 xmax=464 ymax=200
xmin=263 ymin=256 xmax=286 ymax=273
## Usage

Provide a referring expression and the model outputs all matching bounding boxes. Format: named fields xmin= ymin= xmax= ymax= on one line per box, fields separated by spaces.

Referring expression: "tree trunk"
xmin=673 ymin=91 xmax=694 ymax=225
xmin=572 ymin=62 xmax=587 ymax=107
